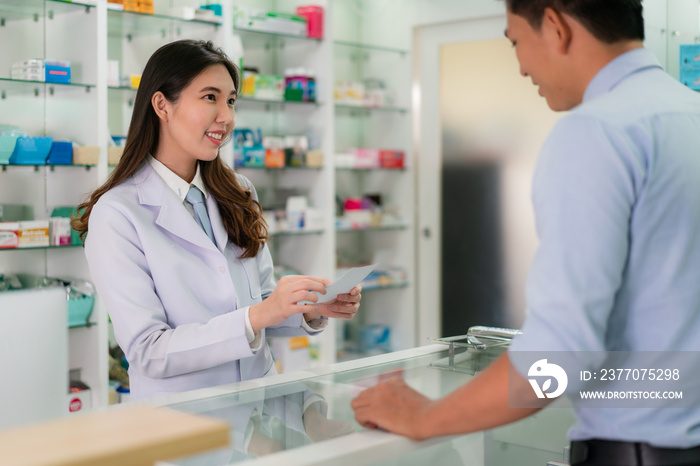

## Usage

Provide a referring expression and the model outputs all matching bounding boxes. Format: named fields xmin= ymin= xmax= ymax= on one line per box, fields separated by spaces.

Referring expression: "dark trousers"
xmin=570 ymin=439 xmax=700 ymax=466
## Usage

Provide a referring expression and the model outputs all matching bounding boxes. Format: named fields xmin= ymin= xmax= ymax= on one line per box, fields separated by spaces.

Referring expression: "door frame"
xmin=412 ymin=15 xmax=507 ymax=343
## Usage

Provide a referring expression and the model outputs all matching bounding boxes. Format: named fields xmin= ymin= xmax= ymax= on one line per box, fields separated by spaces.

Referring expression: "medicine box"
xmin=680 ymin=44 xmax=700 ymax=68
xmin=9 ymin=136 xmax=53 ymax=165
xmin=295 ymin=5 xmax=324 ymax=39
xmin=51 ymin=206 xmax=83 ymax=246
xmin=360 ymin=324 xmax=391 ymax=353
xmin=0 ymin=222 xmax=19 ymax=249
xmin=18 ymin=220 xmax=49 ymax=248
xmin=379 ymin=149 xmax=405 ymax=169
xmin=68 ymin=293 xmax=94 ymax=327
xmin=199 ymin=4 xmax=222 ymax=17
xmin=680 ymin=67 xmax=700 ymax=91
xmin=0 ymin=134 xmax=22 ymax=164
xmin=234 ymin=6 xmax=268 ymax=31
xmin=68 ymin=386 xmax=92 ymax=414
xmin=108 ymin=146 xmax=124 ymax=165
xmin=72 ymin=145 xmax=100 ymax=165
xmin=48 ymin=141 xmax=73 ymax=165
xmin=243 ymin=147 xmax=266 ymax=168
xmin=44 ymin=60 xmax=71 ymax=84
xmin=49 ymin=217 xmax=72 ymax=246
xmin=266 ymin=12 xmax=307 ymax=36
xmin=305 ymin=149 xmax=323 ymax=168
xmin=265 ymin=148 xmax=285 ymax=168
xmin=352 ymin=148 xmax=380 ymax=169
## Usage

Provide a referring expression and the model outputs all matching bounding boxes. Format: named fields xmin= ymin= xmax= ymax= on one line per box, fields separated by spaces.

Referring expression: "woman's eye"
xmin=204 ymin=94 xmax=215 ymax=101
xmin=228 ymin=98 xmax=236 ymax=105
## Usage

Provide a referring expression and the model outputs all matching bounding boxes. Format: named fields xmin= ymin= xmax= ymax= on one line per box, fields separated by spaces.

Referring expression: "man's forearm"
xmin=418 ymin=353 xmax=543 ymax=438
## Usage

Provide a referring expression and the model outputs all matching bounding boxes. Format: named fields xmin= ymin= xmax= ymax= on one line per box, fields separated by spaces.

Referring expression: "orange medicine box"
xmin=18 ymin=220 xmax=49 ymax=248
xmin=265 ymin=148 xmax=285 ymax=168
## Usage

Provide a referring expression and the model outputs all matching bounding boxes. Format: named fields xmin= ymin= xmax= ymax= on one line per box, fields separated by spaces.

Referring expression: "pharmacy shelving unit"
xmin=332 ymin=0 xmax=415 ymax=359
xmin=0 ymin=0 xmax=109 ymax=409
xmin=0 ymin=0 xmax=415 ymax=417
xmin=230 ymin=0 xmax=336 ymax=366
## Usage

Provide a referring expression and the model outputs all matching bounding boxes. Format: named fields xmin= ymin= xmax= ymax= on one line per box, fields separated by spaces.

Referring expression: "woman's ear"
xmin=151 ymin=91 xmax=170 ymax=122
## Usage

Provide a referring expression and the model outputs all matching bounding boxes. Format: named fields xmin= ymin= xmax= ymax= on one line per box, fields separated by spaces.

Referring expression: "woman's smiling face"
xmin=154 ymin=64 xmax=236 ymax=175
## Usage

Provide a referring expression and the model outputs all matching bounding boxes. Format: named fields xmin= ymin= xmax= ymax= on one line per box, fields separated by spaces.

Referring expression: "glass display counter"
xmin=151 ymin=344 xmax=575 ymax=466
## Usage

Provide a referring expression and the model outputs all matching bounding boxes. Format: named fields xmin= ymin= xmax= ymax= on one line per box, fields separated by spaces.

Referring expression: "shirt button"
xmin=218 ymin=266 xmax=226 ymax=274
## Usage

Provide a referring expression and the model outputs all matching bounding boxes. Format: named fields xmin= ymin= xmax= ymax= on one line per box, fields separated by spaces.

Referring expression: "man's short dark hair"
xmin=506 ymin=0 xmax=644 ymax=43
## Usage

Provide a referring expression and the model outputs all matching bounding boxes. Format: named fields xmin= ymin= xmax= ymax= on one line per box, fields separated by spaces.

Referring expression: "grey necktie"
xmin=185 ymin=185 xmax=216 ymax=246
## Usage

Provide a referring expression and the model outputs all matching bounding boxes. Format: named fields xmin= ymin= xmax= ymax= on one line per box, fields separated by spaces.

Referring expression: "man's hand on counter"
xmin=351 ymin=353 xmax=544 ymax=440
xmin=351 ymin=377 xmax=436 ymax=440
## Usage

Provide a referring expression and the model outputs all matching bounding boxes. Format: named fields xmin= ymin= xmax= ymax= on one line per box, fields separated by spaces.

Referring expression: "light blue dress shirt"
xmin=509 ymin=49 xmax=700 ymax=447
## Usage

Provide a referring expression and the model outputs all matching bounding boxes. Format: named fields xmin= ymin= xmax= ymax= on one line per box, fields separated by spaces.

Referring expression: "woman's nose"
xmin=218 ymin=102 xmax=234 ymax=126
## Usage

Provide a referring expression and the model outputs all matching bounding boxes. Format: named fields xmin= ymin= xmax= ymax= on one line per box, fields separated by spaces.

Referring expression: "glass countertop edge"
xmin=148 ymin=344 xmax=447 ymax=409
xmin=229 ymin=427 xmax=464 ymax=466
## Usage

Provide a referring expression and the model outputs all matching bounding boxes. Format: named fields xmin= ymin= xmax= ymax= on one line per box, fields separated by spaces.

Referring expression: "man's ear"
xmin=542 ymin=7 xmax=572 ymax=54
xmin=151 ymin=91 xmax=170 ymax=122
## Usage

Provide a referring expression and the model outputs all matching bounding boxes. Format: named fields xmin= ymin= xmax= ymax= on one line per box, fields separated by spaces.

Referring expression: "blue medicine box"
xmin=680 ymin=44 xmax=700 ymax=68
xmin=68 ymin=294 xmax=94 ymax=328
xmin=200 ymin=4 xmax=222 ymax=16
xmin=234 ymin=128 xmax=265 ymax=168
xmin=0 ymin=134 xmax=20 ymax=165
xmin=680 ymin=67 xmax=700 ymax=91
xmin=9 ymin=136 xmax=53 ymax=164
xmin=48 ymin=141 xmax=73 ymax=165
xmin=45 ymin=60 xmax=71 ymax=84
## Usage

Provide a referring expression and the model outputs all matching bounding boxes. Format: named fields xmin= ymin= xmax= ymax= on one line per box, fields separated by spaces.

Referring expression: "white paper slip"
xmin=300 ymin=264 xmax=377 ymax=305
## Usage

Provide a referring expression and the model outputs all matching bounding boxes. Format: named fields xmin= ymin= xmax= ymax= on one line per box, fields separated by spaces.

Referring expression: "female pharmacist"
xmin=73 ymin=40 xmax=361 ymax=401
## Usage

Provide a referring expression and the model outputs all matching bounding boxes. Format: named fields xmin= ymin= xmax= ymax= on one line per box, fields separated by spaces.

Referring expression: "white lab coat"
xmin=85 ymin=162 xmax=316 ymax=400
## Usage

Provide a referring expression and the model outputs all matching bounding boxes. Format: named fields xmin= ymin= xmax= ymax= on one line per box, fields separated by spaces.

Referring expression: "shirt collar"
xmin=583 ymin=48 xmax=663 ymax=103
xmin=147 ymin=155 xmax=209 ymax=202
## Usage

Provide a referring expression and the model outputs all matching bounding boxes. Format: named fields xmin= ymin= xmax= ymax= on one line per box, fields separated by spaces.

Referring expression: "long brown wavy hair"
xmin=72 ymin=40 xmax=268 ymax=258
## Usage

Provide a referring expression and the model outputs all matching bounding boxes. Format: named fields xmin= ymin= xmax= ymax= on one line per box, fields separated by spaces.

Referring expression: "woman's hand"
xmin=303 ymin=285 xmax=362 ymax=322
xmin=249 ymin=275 xmax=330 ymax=333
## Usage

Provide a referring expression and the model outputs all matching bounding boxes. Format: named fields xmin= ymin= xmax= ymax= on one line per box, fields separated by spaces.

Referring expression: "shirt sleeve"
xmin=509 ymin=113 xmax=641 ymax=374
xmin=302 ymin=316 xmax=328 ymax=332
xmin=245 ymin=306 xmax=263 ymax=351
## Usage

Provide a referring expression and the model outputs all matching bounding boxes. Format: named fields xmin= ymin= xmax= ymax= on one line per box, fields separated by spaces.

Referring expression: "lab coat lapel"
xmin=206 ymin=194 xmax=229 ymax=252
xmin=135 ymin=163 xmax=219 ymax=252
xmin=228 ymin=243 xmax=254 ymax=308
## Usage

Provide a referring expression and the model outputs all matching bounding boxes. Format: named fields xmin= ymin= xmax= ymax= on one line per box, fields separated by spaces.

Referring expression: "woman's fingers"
xmin=316 ymin=301 xmax=359 ymax=319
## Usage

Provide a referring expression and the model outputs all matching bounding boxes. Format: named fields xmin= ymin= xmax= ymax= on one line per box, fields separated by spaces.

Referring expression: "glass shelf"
xmin=269 ymin=229 xmax=324 ymax=237
xmin=235 ymin=165 xmax=322 ymax=171
xmin=333 ymin=40 xmax=409 ymax=55
xmin=108 ymin=85 xmax=137 ymax=92
xmin=335 ymin=166 xmax=406 ymax=172
xmin=107 ymin=8 xmax=220 ymax=40
xmin=334 ymin=102 xmax=409 ymax=113
xmin=1 ymin=164 xmax=97 ymax=172
xmin=0 ymin=244 xmax=83 ymax=252
xmin=236 ymin=95 xmax=320 ymax=107
xmin=69 ymin=320 xmax=94 ymax=329
xmin=335 ymin=224 xmax=409 ymax=232
xmin=361 ymin=281 xmax=409 ymax=291
xmin=0 ymin=0 xmax=93 ymax=23
xmin=233 ymin=26 xmax=321 ymax=49
xmin=0 ymin=77 xmax=95 ymax=96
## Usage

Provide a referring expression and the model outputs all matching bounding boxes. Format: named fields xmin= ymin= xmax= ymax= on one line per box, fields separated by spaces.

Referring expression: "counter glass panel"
xmin=158 ymin=345 xmax=574 ymax=466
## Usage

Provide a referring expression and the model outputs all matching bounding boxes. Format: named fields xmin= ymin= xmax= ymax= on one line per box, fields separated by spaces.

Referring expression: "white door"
xmin=414 ymin=16 xmax=561 ymax=342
